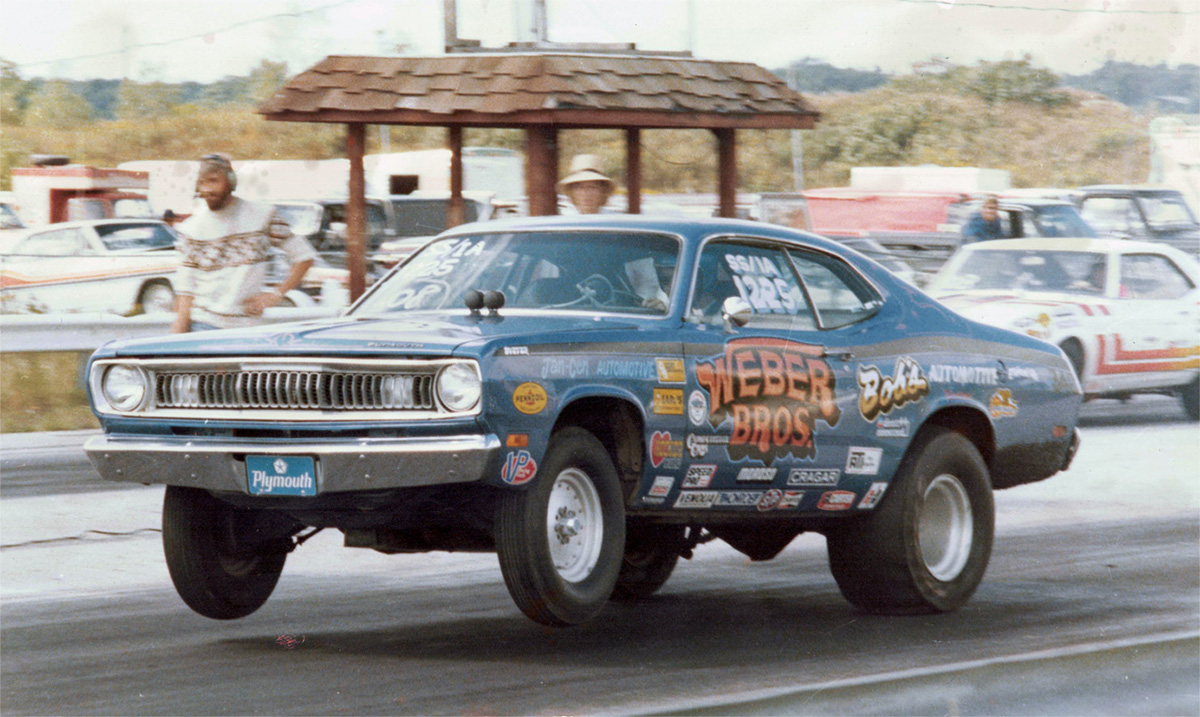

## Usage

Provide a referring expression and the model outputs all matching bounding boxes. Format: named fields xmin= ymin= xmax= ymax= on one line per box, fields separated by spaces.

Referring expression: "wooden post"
xmin=625 ymin=128 xmax=641 ymax=214
xmin=525 ymin=125 xmax=558 ymax=216
xmin=448 ymin=126 xmax=465 ymax=227
xmin=346 ymin=122 xmax=367 ymax=301
xmin=714 ymin=128 xmax=737 ymax=219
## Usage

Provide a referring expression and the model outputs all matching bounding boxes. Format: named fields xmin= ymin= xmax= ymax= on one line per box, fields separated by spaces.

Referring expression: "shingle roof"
xmin=259 ymin=54 xmax=819 ymax=130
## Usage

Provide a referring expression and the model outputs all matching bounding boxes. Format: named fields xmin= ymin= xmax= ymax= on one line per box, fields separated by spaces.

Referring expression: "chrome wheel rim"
xmin=919 ymin=474 xmax=973 ymax=581
xmin=546 ymin=467 xmax=603 ymax=583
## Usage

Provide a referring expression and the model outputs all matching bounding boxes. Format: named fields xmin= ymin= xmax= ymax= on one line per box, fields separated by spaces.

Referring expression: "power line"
xmin=898 ymin=0 xmax=1200 ymax=14
xmin=14 ymin=0 xmax=364 ymax=72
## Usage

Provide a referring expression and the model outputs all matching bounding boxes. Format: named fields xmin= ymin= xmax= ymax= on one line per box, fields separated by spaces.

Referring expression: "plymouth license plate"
xmin=246 ymin=455 xmax=317 ymax=497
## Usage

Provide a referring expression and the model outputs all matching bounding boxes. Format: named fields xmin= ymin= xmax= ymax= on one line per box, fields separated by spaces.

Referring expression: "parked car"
xmin=83 ymin=215 xmax=1082 ymax=627
xmin=928 ymin=237 xmax=1199 ymax=418
xmin=0 ymin=219 xmax=181 ymax=315
xmin=947 ymin=197 xmax=1098 ymax=239
xmin=1075 ymin=185 xmax=1200 ymax=257
xmin=0 ymin=218 xmax=344 ymax=315
xmin=271 ymin=198 xmax=396 ymax=275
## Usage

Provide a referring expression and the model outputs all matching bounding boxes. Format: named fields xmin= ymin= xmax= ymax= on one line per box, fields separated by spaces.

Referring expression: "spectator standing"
xmin=171 ymin=154 xmax=315 ymax=333
xmin=559 ymin=155 xmax=615 ymax=215
xmin=962 ymin=195 xmax=1005 ymax=243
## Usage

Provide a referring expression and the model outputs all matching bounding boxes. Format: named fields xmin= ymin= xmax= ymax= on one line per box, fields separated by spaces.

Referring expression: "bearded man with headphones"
xmin=171 ymin=153 xmax=316 ymax=333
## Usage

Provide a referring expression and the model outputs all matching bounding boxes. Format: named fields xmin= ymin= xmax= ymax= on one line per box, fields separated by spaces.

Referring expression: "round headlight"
xmin=436 ymin=363 xmax=481 ymax=413
xmin=102 ymin=364 xmax=148 ymax=412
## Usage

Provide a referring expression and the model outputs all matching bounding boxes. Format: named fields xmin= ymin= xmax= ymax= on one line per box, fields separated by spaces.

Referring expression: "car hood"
xmin=102 ymin=312 xmax=651 ymax=358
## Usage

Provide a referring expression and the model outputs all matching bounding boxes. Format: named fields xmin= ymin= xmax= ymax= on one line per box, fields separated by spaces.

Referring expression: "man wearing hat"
xmin=559 ymin=154 xmax=615 ymax=215
xmin=171 ymin=153 xmax=316 ymax=332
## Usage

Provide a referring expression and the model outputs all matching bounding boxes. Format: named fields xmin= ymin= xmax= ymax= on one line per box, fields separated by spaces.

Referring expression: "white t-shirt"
xmin=176 ymin=197 xmax=316 ymax=328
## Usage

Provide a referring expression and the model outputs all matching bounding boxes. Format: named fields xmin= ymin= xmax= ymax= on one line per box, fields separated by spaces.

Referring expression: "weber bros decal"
xmin=857 ymin=356 xmax=929 ymax=421
xmin=694 ymin=338 xmax=841 ymax=462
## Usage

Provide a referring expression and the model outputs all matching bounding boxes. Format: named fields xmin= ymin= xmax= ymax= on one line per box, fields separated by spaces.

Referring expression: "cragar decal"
xmin=694 ymin=338 xmax=841 ymax=462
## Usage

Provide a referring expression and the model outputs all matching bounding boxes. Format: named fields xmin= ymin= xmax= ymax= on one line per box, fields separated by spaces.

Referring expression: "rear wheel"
xmin=610 ymin=523 xmax=683 ymax=600
xmin=827 ymin=427 xmax=994 ymax=614
xmin=496 ymin=428 xmax=625 ymax=626
xmin=162 ymin=486 xmax=290 ymax=620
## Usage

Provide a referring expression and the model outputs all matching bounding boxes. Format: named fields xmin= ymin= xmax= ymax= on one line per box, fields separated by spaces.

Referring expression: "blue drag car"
xmin=84 ymin=215 xmax=1082 ymax=626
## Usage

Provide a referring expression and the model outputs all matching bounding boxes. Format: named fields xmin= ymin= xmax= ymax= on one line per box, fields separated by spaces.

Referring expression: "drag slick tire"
xmin=496 ymin=428 xmax=626 ymax=626
xmin=826 ymin=426 xmax=994 ymax=614
xmin=610 ymin=523 xmax=683 ymax=601
xmin=162 ymin=486 xmax=290 ymax=620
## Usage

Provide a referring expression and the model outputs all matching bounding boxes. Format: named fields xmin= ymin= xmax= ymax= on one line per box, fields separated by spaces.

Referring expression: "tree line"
xmin=1 ymin=57 xmax=1191 ymax=193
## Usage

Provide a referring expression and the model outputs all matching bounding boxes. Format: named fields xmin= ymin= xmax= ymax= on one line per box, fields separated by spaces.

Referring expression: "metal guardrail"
xmin=0 ymin=307 xmax=342 ymax=353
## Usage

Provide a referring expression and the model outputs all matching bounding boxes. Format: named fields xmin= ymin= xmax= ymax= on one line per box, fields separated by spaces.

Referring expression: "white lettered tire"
xmin=495 ymin=427 xmax=626 ymax=626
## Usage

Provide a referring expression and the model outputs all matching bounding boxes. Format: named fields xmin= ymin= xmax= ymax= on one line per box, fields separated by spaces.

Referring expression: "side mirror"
xmin=721 ymin=296 xmax=752 ymax=330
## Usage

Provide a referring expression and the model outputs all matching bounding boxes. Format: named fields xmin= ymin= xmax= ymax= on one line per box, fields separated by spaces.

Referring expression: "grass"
xmin=1 ymin=352 xmax=99 ymax=433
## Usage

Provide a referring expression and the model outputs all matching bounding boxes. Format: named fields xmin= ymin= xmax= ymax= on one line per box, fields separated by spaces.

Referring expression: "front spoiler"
xmin=84 ymin=433 xmax=501 ymax=494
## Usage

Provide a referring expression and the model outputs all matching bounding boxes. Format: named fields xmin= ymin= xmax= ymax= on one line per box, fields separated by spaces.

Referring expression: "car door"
xmin=1097 ymin=251 xmax=1200 ymax=392
xmin=679 ymin=237 xmax=868 ymax=513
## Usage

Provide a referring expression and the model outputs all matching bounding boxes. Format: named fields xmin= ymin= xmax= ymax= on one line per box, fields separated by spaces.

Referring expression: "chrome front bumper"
xmin=84 ymin=433 xmax=501 ymax=494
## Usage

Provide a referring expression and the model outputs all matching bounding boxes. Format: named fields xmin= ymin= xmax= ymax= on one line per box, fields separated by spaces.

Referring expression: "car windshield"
xmin=930 ymin=249 xmax=1108 ymax=295
xmin=273 ymin=203 xmax=323 ymax=236
xmin=95 ymin=223 xmax=178 ymax=251
xmin=1137 ymin=194 xmax=1198 ymax=228
xmin=353 ymin=230 xmax=680 ymax=316
xmin=1029 ymin=205 xmax=1097 ymax=237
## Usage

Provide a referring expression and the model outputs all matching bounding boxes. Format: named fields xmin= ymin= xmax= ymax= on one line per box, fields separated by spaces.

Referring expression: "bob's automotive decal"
xmin=694 ymin=338 xmax=841 ymax=462
xmin=857 ymin=357 xmax=929 ymax=421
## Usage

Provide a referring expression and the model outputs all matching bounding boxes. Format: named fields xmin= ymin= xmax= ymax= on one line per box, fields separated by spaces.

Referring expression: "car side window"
xmin=690 ymin=240 xmax=813 ymax=329
xmin=1080 ymin=197 xmax=1141 ymax=234
xmin=787 ymin=249 xmax=882 ymax=329
xmin=16 ymin=228 xmax=88 ymax=256
xmin=1118 ymin=253 xmax=1195 ymax=300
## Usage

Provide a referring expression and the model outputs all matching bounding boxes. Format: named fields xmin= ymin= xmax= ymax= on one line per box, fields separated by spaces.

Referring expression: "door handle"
xmin=823 ymin=349 xmax=854 ymax=361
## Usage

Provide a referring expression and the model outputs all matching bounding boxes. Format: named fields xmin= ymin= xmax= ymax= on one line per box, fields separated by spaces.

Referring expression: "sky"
xmin=0 ymin=0 xmax=1197 ymax=83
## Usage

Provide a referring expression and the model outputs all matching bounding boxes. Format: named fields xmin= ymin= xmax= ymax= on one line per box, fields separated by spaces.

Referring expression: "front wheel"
xmin=826 ymin=427 xmax=994 ymax=614
xmin=495 ymin=428 xmax=626 ymax=626
xmin=162 ymin=486 xmax=290 ymax=620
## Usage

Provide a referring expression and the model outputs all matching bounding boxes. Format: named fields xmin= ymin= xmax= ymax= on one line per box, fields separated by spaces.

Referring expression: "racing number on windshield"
xmin=389 ymin=238 xmax=487 ymax=310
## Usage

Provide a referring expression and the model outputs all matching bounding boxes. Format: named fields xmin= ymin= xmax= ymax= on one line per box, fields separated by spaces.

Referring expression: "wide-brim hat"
xmin=558 ymin=154 xmax=614 ymax=190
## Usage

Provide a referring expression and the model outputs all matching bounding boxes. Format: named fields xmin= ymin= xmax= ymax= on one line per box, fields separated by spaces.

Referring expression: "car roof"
xmin=958 ymin=236 xmax=1180 ymax=254
xmin=440 ymin=213 xmax=841 ymax=249
xmin=1078 ymin=184 xmax=1181 ymax=195
xmin=25 ymin=218 xmax=168 ymax=231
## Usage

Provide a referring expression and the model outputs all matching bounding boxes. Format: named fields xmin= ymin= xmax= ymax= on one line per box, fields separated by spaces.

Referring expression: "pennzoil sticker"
xmin=512 ymin=382 xmax=548 ymax=415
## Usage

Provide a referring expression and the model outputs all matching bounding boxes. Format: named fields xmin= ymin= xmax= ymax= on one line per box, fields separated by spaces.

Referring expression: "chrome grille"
xmin=89 ymin=356 xmax=479 ymax=420
xmin=155 ymin=370 xmax=435 ymax=411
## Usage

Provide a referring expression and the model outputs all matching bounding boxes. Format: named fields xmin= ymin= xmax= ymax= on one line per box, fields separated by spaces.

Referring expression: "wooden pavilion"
xmin=258 ymin=51 xmax=819 ymax=298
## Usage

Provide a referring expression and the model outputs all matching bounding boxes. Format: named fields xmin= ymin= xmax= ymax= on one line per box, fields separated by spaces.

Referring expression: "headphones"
xmin=199 ymin=153 xmax=238 ymax=190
